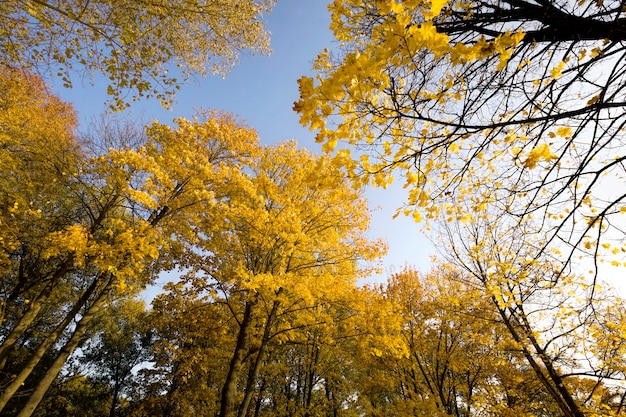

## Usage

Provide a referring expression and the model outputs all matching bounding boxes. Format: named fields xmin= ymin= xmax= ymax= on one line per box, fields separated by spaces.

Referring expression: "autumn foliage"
xmin=293 ymin=1 xmax=626 ymax=417
xmin=4 ymin=1 xmax=626 ymax=416
xmin=1 ymin=0 xmax=275 ymax=109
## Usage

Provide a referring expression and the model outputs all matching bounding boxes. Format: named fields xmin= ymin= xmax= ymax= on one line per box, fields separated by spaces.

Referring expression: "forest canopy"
xmin=3 ymin=1 xmax=626 ymax=417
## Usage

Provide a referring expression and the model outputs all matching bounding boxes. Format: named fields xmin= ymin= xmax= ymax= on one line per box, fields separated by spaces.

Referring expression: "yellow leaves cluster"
xmin=0 ymin=67 xmax=82 ymax=277
xmin=374 ymin=0 xmax=448 ymax=20
xmin=171 ymin=139 xmax=385 ymax=332
xmin=550 ymin=60 xmax=566 ymax=79
xmin=555 ymin=126 xmax=573 ymax=138
xmin=41 ymin=225 xmax=90 ymax=263
xmin=295 ymin=1 xmax=526 ymax=197
xmin=2 ymin=72 xmax=267 ymax=305
xmin=426 ymin=0 xmax=449 ymax=18
xmin=363 ymin=264 xmax=533 ymax=415
xmin=148 ymin=141 xmax=386 ymax=412
xmin=2 ymin=0 xmax=276 ymax=109
xmin=522 ymin=143 xmax=559 ymax=169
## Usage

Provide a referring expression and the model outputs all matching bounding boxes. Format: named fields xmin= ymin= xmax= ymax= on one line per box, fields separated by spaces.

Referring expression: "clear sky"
xmin=51 ymin=1 xmax=435 ymax=284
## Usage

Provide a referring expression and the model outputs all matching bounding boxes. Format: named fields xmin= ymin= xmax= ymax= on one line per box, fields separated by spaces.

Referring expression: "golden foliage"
xmin=295 ymin=2 xmax=626 ymax=415
xmin=1 ymin=0 xmax=275 ymax=109
xmin=146 ymin=142 xmax=385 ymax=417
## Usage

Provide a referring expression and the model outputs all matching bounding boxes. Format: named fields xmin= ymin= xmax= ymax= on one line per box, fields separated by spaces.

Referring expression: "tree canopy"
xmin=140 ymin=143 xmax=383 ymax=417
xmin=295 ymin=0 xmax=626 ymax=279
xmin=1 ymin=0 xmax=275 ymax=109
xmin=294 ymin=1 xmax=626 ymax=416
xmin=6 ymin=1 xmax=626 ymax=416
xmin=0 ymin=67 xmax=385 ymax=417
xmin=0 ymin=67 xmax=262 ymax=416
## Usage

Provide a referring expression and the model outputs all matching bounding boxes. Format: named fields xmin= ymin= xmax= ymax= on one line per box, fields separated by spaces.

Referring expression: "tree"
xmin=32 ymin=375 xmax=114 ymax=417
xmin=195 ymin=142 xmax=383 ymax=417
xmin=0 ymin=66 xmax=79 ymax=303
xmin=0 ymin=70 xmax=260 ymax=417
xmin=28 ymin=298 xmax=151 ymax=417
xmin=0 ymin=66 xmax=82 ymax=381
xmin=140 ymin=284 xmax=375 ymax=417
xmin=295 ymin=0 xmax=626 ymax=278
xmin=441 ymin=212 xmax=626 ymax=417
xmin=1 ymin=0 xmax=275 ymax=109
xmin=351 ymin=266 xmax=553 ymax=417
xmin=131 ymin=286 xmax=234 ymax=417
xmin=295 ymin=2 xmax=626 ymax=416
xmin=137 ymin=142 xmax=384 ymax=417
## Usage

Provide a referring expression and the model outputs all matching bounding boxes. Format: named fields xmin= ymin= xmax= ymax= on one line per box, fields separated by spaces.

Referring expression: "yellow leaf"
xmin=523 ymin=143 xmax=558 ymax=169
xmin=390 ymin=1 xmax=404 ymax=14
xmin=587 ymin=94 xmax=600 ymax=106
xmin=427 ymin=0 xmax=448 ymax=18
xmin=556 ymin=126 xmax=572 ymax=138
xmin=591 ymin=47 xmax=603 ymax=58
xmin=550 ymin=61 xmax=565 ymax=79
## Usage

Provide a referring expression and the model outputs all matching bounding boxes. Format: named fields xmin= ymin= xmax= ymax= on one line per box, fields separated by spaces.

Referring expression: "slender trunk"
xmin=252 ymin=377 xmax=266 ymax=417
xmin=238 ymin=297 xmax=281 ymax=417
xmin=521 ymin=313 xmax=585 ymax=417
xmin=15 ymin=283 xmax=113 ymax=417
xmin=109 ymin=383 xmax=120 ymax=417
xmin=497 ymin=301 xmax=585 ymax=417
xmin=0 ymin=196 xmax=120 ymax=366
xmin=108 ymin=360 xmax=133 ymax=417
xmin=220 ymin=300 xmax=255 ymax=417
xmin=306 ymin=344 xmax=319 ymax=407
xmin=0 ymin=261 xmax=72 ymax=366
xmin=325 ymin=378 xmax=338 ymax=417
xmin=0 ymin=277 xmax=102 ymax=411
xmin=0 ymin=301 xmax=44 ymax=364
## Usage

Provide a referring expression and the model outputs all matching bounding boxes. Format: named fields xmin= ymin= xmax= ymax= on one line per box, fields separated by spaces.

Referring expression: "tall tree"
xmin=78 ymin=298 xmax=152 ymax=417
xmin=138 ymin=142 xmax=384 ymax=417
xmin=132 ymin=285 xmax=234 ymax=417
xmin=353 ymin=266 xmax=523 ymax=417
xmin=1 ymin=0 xmax=275 ymax=109
xmin=0 ymin=70 xmax=259 ymax=416
xmin=295 ymin=0 xmax=626 ymax=277
xmin=28 ymin=298 xmax=151 ymax=417
xmin=441 ymin=211 xmax=626 ymax=417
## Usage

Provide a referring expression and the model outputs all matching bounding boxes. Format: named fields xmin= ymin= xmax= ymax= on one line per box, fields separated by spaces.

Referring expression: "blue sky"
xmin=52 ymin=1 xmax=434 ymax=282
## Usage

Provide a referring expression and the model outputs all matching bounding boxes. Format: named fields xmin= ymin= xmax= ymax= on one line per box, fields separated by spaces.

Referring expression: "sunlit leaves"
xmin=296 ymin=0 xmax=626 ymax=294
xmin=354 ymin=264 xmax=564 ymax=416
xmin=1 ymin=0 xmax=276 ymax=109
xmin=295 ymin=0 xmax=626 ymax=276
xmin=0 ymin=69 xmax=267 ymax=415
xmin=144 ymin=142 xmax=384 ymax=417
xmin=522 ymin=142 xmax=558 ymax=169
xmin=295 ymin=1 xmax=626 ymax=415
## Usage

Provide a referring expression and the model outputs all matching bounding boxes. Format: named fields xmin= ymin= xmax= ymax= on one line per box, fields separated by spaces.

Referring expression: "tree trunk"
xmin=238 ymin=297 xmax=281 ymax=417
xmin=497 ymin=300 xmax=585 ymax=417
xmin=15 ymin=282 xmax=113 ymax=417
xmin=109 ymin=383 xmax=121 ymax=417
xmin=0 ymin=260 xmax=72 ymax=366
xmin=305 ymin=342 xmax=319 ymax=411
xmin=220 ymin=300 xmax=255 ymax=417
xmin=0 ymin=276 xmax=103 ymax=411
xmin=0 ymin=301 xmax=44 ymax=365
